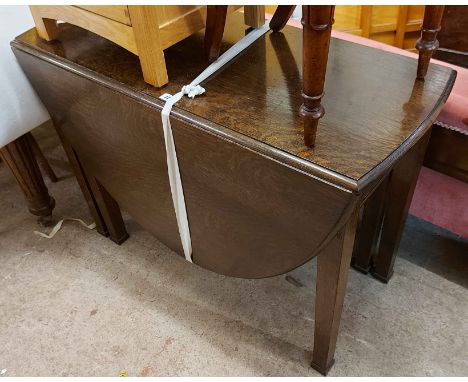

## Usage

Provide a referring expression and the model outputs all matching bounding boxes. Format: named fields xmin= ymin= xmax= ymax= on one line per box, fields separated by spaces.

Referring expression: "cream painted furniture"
xmin=29 ymin=5 xmax=264 ymax=88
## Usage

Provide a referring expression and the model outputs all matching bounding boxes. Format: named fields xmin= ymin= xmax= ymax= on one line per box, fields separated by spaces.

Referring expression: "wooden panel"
xmin=157 ymin=5 xmax=204 ymax=27
xmin=30 ymin=5 xmax=137 ymax=54
xmin=407 ymin=5 xmax=425 ymax=23
xmin=332 ymin=5 xmax=424 ymax=51
xmin=13 ymin=14 xmax=455 ymax=190
xmin=334 ymin=5 xmax=362 ymax=31
xmin=74 ymin=5 xmax=131 ymax=26
xmin=158 ymin=5 xmax=240 ymax=50
xmin=14 ymin=47 xmax=354 ymax=278
xmin=244 ymin=5 xmax=266 ymax=28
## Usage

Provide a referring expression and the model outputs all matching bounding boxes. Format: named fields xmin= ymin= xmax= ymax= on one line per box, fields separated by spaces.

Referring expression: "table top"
xmin=13 ymin=11 xmax=455 ymax=192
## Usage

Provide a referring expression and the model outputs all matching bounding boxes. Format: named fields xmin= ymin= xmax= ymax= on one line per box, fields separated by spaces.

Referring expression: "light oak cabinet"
xmin=29 ymin=5 xmax=261 ymax=87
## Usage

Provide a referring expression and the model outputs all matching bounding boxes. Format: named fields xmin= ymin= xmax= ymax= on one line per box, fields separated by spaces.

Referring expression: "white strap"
xmin=161 ymin=23 xmax=270 ymax=263
xmin=34 ymin=218 xmax=96 ymax=239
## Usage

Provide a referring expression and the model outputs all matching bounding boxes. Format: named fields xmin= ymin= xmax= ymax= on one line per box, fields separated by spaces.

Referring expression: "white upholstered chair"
xmin=0 ymin=5 xmax=55 ymax=217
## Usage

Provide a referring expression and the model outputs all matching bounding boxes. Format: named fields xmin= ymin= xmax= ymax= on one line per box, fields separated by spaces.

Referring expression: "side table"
xmin=12 ymin=12 xmax=455 ymax=374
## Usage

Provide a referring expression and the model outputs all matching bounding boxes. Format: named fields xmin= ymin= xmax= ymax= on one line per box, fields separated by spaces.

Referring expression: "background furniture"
xmin=281 ymin=10 xmax=468 ymax=281
xmin=427 ymin=5 xmax=468 ymax=184
xmin=267 ymin=5 xmax=427 ymax=50
xmin=270 ymin=5 xmax=445 ymax=146
xmin=0 ymin=5 xmax=55 ymax=219
xmin=29 ymin=5 xmax=263 ymax=87
xmin=12 ymin=13 xmax=454 ymax=374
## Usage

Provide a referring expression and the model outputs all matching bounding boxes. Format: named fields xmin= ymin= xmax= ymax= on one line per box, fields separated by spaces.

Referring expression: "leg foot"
xmin=370 ymin=133 xmax=430 ymax=282
xmin=269 ymin=5 xmax=296 ymax=32
xmin=88 ymin=176 xmax=129 ymax=245
xmin=204 ymin=5 xmax=228 ymax=62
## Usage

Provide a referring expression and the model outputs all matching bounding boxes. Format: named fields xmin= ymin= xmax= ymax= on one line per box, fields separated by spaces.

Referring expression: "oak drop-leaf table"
xmin=12 ymin=13 xmax=455 ymax=375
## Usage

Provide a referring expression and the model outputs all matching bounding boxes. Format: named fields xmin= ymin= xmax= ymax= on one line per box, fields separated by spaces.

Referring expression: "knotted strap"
xmin=160 ymin=23 xmax=270 ymax=262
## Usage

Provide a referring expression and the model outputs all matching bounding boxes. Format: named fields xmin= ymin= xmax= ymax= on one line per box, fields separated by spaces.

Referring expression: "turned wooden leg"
xmin=351 ymin=178 xmax=388 ymax=273
xmin=269 ymin=5 xmax=296 ymax=32
xmin=128 ymin=6 xmax=168 ymax=88
xmin=54 ymin=126 xmax=109 ymax=237
xmin=416 ymin=5 xmax=445 ymax=79
xmin=87 ymin=176 xmax=129 ymax=245
xmin=244 ymin=5 xmax=265 ymax=28
xmin=0 ymin=134 xmax=55 ymax=217
xmin=204 ymin=5 xmax=228 ymax=62
xmin=312 ymin=210 xmax=358 ymax=375
xmin=26 ymin=132 xmax=58 ymax=183
xmin=300 ymin=6 xmax=335 ymax=147
xmin=371 ymin=133 xmax=431 ymax=282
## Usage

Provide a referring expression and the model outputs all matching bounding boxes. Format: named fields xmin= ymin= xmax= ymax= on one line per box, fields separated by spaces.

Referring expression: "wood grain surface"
xmin=12 ymin=12 xmax=455 ymax=192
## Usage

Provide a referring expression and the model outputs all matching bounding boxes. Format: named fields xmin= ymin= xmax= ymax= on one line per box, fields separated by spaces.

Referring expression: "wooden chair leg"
xmin=312 ymin=210 xmax=358 ymax=375
xmin=29 ymin=6 xmax=59 ymax=41
xmin=128 ymin=6 xmax=168 ymax=88
xmin=26 ymin=132 xmax=58 ymax=183
xmin=416 ymin=5 xmax=445 ymax=79
xmin=87 ymin=175 xmax=129 ymax=245
xmin=204 ymin=5 xmax=228 ymax=62
xmin=351 ymin=178 xmax=388 ymax=273
xmin=0 ymin=133 xmax=55 ymax=217
xmin=371 ymin=132 xmax=431 ymax=282
xmin=269 ymin=5 xmax=296 ymax=32
xmin=300 ymin=6 xmax=335 ymax=147
xmin=244 ymin=5 xmax=265 ymax=28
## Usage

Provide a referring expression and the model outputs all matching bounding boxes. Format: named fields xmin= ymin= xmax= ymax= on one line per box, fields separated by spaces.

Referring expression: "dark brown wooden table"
xmin=12 ymin=12 xmax=455 ymax=375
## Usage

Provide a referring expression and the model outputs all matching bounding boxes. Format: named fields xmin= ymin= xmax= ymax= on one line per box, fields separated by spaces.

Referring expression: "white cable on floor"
xmin=160 ymin=23 xmax=270 ymax=263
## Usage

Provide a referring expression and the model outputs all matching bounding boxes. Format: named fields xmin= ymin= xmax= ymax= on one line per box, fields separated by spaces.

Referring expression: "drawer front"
xmin=74 ymin=5 xmax=131 ymax=26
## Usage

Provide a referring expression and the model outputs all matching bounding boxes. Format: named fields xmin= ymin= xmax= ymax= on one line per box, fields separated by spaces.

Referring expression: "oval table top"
xmin=12 ymin=11 xmax=456 ymax=193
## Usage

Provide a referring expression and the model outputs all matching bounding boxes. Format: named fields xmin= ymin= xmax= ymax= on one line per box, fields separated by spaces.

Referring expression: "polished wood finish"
xmin=26 ymin=132 xmax=58 ymax=183
xmin=301 ymin=5 xmax=335 ymax=147
xmin=53 ymin=126 xmax=109 ymax=237
xmin=0 ymin=133 xmax=55 ymax=217
xmin=372 ymin=133 xmax=431 ymax=282
xmin=14 ymin=17 xmax=454 ymax=189
xmin=269 ymin=5 xmax=295 ymax=32
xmin=29 ymin=5 xmax=241 ymax=87
xmin=416 ymin=5 xmax=445 ymax=79
xmin=12 ymin=13 xmax=455 ymax=374
xmin=312 ymin=210 xmax=358 ymax=374
xmin=87 ymin=176 xmax=129 ymax=245
xmin=351 ymin=132 xmax=432 ymax=282
xmin=204 ymin=5 xmax=228 ymax=62
xmin=351 ymin=178 xmax=388 ymax=273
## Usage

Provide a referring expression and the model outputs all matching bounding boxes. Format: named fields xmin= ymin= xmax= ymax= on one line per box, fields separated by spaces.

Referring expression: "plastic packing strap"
xmin=34 ymin=218 xmax=96 ymax=239
xmin=160 ymin=23 xmax=270 ymax=263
